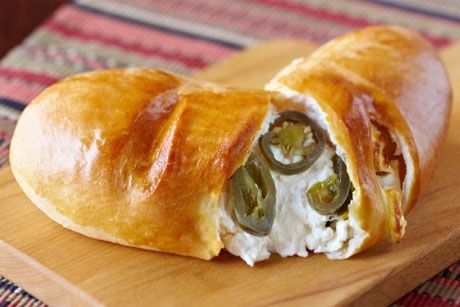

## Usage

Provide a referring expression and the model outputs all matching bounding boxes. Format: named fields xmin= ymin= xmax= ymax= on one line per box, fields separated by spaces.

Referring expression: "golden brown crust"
xmin=10 ymin=68 xmax=271 ymax=260
xmin=268 ymin=26 xmax=451 ymax=254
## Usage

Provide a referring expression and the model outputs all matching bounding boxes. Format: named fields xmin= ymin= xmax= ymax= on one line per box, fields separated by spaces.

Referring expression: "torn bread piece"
xmin=218 ymin=26 xmax=451 ymax=265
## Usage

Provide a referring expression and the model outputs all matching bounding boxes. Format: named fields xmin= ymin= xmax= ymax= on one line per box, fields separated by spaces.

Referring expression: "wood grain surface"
xmin=0 ymin=40 xmax=459 ymax=307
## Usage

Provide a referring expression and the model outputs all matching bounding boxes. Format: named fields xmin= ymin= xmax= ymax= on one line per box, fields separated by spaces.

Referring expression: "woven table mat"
xmin=1 ymin=0 xmax=460 ymax=306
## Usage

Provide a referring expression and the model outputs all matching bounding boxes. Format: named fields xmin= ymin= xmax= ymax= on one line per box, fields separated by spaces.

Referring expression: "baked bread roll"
xmin=10 ymin=69 xmax=273 ymax=260
xmin=10 ymin=26 xmax=451 ymax=266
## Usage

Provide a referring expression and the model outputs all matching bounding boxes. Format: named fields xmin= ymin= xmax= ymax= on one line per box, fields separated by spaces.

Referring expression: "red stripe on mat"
xmin=0 ymin=78 xmax=45 ymax=102
xmin=433 ymin=275 xmax=460 ymax=288
xmin=0 ymin=148 xmax=9 ymax=158
xmin=55 ymin=6 xmax=233 ymax=61
xmin=362 ymin=0 xmax=460 ymax=26
xmin=247 ymin=0 xmax=372 ymax=27
xmin=247 ymin=0 xmax=452 ymax=47
xmin=129 ymin=0 xmax=338 ymax=43
xmin=0 ymin=130 xmax=13 ymax=140
xmin=353 ymin=1 xmax=455 ymax=47
xmin=0 ymin=67 xmax=58 ymax=86
xmin=23 ymin=44 xmax=108 ymax=70
xmin=43 ymin=20 xmax=210 ymax=69
xmin=0 ymin=291 xmax=11 ymax=303
xmin=9 ymin=293 xmax=22 ymax=306
xmin=418 ymin=34 xmax=451 ymax=48
xmin=451 ymin=265 xmax=460 ymax=274
xmin=397 ymin=291 xmax=454 ymax=306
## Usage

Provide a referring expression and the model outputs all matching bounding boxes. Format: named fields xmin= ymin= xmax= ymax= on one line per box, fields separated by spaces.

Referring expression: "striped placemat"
xmin=1 ymin=0 xmax=459 ymax=306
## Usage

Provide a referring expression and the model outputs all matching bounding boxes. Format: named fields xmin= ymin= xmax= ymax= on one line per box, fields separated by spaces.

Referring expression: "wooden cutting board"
xmin=1 ymin=40 xmax=460 ymax=306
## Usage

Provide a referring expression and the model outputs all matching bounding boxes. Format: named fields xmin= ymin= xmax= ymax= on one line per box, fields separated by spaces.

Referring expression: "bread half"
xmin=10 ymin=68 xmax=271 ymax=260
xmin=263 ymin=25 xmax=451 ymax=257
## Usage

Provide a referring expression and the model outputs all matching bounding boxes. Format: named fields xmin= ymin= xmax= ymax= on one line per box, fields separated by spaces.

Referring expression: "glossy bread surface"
xmin=10 ymin=68 xmax=271 ymax=259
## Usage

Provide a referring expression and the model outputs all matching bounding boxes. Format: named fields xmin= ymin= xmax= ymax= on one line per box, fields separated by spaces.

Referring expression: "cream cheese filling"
xmin=218 ymin=70 xmax=381 ymax=265
xmin=219 ymin=146 xmax=355 ymax=266
xmin=218 ymin=111 xmax=355 ymax=266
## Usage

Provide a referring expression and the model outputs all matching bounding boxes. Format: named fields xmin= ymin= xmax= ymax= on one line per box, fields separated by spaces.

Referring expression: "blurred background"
xmin=0 ymin=0 xmax=67 ymax=57
xmin=2 ymin=0 xmax=460 ymax=77
xmin=0 ymin=0 xmax=459 ymax=306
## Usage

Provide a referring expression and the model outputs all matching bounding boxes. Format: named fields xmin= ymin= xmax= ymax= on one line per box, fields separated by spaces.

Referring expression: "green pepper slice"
xmin=259 ymin=111 xmax=325 ymax=175
xmin=231 ymin=155 xmax=276 ymax=236
xmin=306 ymin=155 xmax=351 ymax=215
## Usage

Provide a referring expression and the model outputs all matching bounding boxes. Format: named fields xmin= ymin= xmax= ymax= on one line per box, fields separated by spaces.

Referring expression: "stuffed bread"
xmin=10 ymin=26 xmax=451 ymax=266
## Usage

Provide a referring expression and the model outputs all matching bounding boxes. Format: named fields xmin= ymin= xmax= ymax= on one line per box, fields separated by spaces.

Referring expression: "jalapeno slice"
xmin=306 ymin=155 xmax=351 ymax=215
xmin=259 ymin=111 xmax=325 ymax=175
xmin=231 ymin=155 xmax=276 ymax=236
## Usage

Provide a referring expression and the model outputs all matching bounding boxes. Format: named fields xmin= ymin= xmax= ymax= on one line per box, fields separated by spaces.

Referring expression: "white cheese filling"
xmin=218 ymin=70 xmax=372 ymax=266
xmin=218 ymin=116 xmax=354 ymax=266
